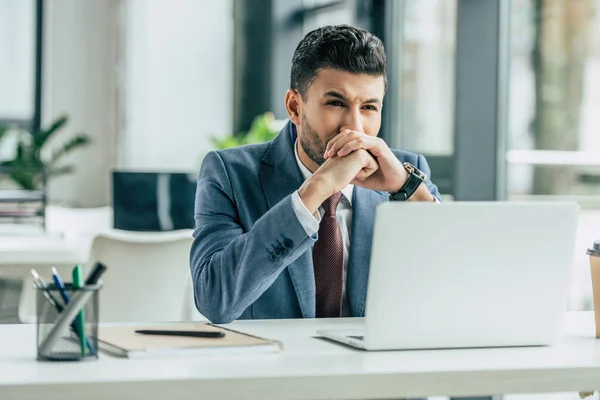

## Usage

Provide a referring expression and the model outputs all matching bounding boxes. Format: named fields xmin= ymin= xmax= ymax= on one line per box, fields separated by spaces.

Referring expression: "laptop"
xmin=318 ymin=201 xmax=580 ymax=350
xmin=112 ymin=171 xmax=196 ymax=231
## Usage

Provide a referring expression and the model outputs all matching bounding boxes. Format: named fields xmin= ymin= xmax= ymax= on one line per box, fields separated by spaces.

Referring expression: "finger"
xmin=356 ymin=164 xmax=377 ymax=179
xmin=326 ymin=131 xmax=362 ymax=158
xmin=354 ymin=164 xmax=378 ymax=181
xmin=354 ymin=170 xmax=369 ymax=181
xmin=325 ymin=130 xmax=355 ymax=158
xmin=360 ymin=150 xmax=379 ymax=174
xmin=324 ymin=133 xmax=346 ymax=159
xmin=337 ymin=137 xmax=380 ymax=157
xmin=326 ymin=128 xmax=365 ymax=155
xmin=363 ymin=154 xmax=379 ymax=175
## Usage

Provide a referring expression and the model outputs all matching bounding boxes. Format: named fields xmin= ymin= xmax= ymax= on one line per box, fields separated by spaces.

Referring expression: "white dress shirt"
xmin=290 ymin=142 xmax=439 ymax=317
xmin=290 ymin=141 xmax=353 ymax=316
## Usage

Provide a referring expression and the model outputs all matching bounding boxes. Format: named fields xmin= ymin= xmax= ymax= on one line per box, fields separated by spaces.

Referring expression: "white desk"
xmin=0 ymin=205 xmax=111 ymax=269
xmin=0 ymin=235 xmax=90 ymax=268
xmin=0 ymin=206 xmax=110 ymax=322
xmin=0 ymin=235 xmax=93 ymax=323
xmin=0 ymin=312 xmax=598 ymax=400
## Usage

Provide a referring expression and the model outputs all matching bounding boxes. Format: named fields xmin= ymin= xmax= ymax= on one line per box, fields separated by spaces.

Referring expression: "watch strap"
xmin=389 ymin=170 xmax=424 ymax=202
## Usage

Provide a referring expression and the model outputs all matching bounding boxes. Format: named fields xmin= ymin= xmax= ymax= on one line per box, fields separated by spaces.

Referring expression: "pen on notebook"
xmin=135 ymin=329 xmax=225 ymax=338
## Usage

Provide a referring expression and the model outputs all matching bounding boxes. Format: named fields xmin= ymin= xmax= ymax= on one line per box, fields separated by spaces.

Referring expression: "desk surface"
xmin=0 ymin=205 xmax=110 ymax=266
xmin=0 ymin=235 xmax=90 ymax=266
xmin=1 ymin=312 xmax=599 ymax=400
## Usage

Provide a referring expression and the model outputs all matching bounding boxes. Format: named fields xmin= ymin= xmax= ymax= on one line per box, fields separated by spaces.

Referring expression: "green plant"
xmin=0 ymin=115 xmax=91 ymax=190
xmin=211 ymin=112 xmax=279 ymax=150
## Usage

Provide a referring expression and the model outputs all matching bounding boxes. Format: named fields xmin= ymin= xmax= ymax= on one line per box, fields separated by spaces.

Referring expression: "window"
xmin=300 ymin=0 xmax=355 ymax=35
xmin=384 ymin=0 xmax=457 ymax=196
xmin=0 ymin=0 xmax=36 ymax=123
xmin=508 ymin=0 xmax=600 ymax=310
xmin=395 ymin=0 xmax=456 ymax=156
xmin=508 ymin=0 xmax=600 ymax=200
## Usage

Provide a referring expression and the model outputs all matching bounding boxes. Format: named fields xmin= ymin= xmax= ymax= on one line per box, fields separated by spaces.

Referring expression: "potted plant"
xmin=211 ymin=112 xmax=280 ymax=150
xmin=0 ymin=115 xmax=91 ymax=191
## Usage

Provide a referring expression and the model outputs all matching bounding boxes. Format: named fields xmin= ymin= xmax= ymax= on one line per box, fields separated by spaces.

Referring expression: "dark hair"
xmin=290 ymin=24 xmax=387 ymax=97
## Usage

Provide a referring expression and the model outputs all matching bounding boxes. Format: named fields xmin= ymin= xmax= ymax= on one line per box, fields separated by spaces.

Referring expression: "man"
xmin=191 ymin=25 xmax=441 ymax=324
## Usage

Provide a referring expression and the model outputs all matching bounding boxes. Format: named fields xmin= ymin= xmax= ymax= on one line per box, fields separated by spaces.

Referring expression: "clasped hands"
xmin=298 ymin=129 xmax=414 ymax=214
xmin=321 ymin=129 xmax=409 ymax=194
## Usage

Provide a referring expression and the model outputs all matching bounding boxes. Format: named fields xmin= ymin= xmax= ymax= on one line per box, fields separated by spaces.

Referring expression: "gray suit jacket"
xmin=190 ymin=121 xmax=441 ymax=323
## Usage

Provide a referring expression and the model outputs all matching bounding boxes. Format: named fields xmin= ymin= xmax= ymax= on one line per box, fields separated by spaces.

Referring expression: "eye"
xmin=326 ymin=100 xmax=345 ymax=107
xmin=363 ymin=105 xmax=379 ymax=112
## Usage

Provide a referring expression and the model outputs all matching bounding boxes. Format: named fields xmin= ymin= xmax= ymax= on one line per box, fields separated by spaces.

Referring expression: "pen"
xmin=48 ymin=267 xmax=96 ymax=356
xmin=84 ymin=262 xmax=107 ymax=285
xmin=51 ymin=267 xmax=70 ymax=305
xmin=30 ymin=269 xmax=61 ymax=308
xmin=72 ymin=265 xmax=86 ymax=357
xmin=31 ymin=269 xmax=96 ymax=355
xmin=134 ymin=329 xmax=225 ymax=338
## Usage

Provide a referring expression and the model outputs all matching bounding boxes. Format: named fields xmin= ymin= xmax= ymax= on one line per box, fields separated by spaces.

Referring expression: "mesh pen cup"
xmin=36 ymin=283 xmax=101 ymax=361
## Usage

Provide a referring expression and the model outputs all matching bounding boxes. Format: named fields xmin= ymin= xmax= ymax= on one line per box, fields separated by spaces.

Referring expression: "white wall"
xmin=118 ymin=0 xmax=234 ymax=172
xmin=42 ymin=0 xmax=118 ymax=207
xmin=40 ymin=0 xmax=234 ymax=206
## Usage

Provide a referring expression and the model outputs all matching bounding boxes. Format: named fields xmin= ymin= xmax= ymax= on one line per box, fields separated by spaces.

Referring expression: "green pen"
xmin=71 ymin=264 xmax=86 ymax=357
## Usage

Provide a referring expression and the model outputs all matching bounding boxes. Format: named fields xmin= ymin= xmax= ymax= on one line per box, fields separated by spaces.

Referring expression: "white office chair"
xmin=87 ymin=229 xmax=203 ymax=323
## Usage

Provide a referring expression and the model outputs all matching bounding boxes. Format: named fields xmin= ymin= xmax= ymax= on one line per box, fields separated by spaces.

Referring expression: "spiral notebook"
xmin=97 ymin=323 xmax=282 ymax=358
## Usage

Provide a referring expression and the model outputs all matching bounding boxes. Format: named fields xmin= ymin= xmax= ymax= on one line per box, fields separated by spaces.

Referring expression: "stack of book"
xmin=0 ymin=190 xmax=45 ymax=228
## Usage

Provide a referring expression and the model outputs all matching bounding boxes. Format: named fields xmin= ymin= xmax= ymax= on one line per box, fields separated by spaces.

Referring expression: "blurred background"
xmin=0 ymin=0 xmax=598 ymax=340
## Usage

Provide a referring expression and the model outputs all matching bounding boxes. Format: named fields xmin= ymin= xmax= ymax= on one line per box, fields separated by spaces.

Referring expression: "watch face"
xmin=403 ymin=162 xmax=428 ymax=181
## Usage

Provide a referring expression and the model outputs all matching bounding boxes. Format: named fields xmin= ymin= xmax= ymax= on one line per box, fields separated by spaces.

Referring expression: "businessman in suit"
xmin=190 ymin=28 xmax=493 ymax=400
xmin=191 ymin=24 xmax=441 ymax=324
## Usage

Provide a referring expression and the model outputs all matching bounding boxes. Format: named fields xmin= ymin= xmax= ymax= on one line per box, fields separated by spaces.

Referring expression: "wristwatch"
xmin=389 ymin=162 xmax=428 ymax=201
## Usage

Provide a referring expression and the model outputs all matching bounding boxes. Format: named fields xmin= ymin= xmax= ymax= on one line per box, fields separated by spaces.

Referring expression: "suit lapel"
xmin=259 ymin=122 xmax=316 ymax=318
xmin=347 ymin=186 xmax=387 ymax=316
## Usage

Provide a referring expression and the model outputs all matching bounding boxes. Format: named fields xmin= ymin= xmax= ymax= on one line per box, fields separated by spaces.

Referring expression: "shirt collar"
xmin=294 ymin=140 xmax=354 ymax=205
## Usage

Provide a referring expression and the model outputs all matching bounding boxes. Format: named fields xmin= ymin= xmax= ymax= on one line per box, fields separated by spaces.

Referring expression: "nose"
xmin=340 ymin=106 xmax=364 ymax=133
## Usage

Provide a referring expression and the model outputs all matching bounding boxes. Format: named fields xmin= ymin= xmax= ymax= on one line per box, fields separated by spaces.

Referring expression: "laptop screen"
xmin=112 ymin=171 xmax=196 ymax=231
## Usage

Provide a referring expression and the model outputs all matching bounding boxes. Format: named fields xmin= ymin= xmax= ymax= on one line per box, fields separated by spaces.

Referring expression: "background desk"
xmin=0 ymin=206 xmax=196 ymax=323
xmin=0 ymin=235 xmax=91 ymax=323
xmin=0 ymin=206 xmax=109 ymax=322
xmin=0 ymin=235 xmax=90 ymax=268
xmin=0 ymin=312 xmax=598 ymax=400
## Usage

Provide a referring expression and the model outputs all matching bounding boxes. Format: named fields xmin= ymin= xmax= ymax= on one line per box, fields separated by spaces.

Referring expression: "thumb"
xmin=354 ymin=152 xmax=378 ymax=180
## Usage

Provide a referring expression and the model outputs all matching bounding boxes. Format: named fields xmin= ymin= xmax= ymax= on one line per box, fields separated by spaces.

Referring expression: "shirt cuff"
xmin=291 ymin=190 xmax=321 ymax=237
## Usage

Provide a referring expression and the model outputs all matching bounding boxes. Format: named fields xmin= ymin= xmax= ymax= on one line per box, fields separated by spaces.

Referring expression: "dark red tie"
xmin=313 ymin=192 xmax=344 ymax=318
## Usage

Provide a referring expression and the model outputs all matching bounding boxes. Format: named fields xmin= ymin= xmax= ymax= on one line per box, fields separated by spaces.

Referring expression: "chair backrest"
xmin=88 ymin=229 xmax=195 ymax=323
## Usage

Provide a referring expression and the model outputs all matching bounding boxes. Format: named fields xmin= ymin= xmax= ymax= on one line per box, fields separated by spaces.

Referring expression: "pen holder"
xmin=36 ymin=283 xmax=101 ymax=361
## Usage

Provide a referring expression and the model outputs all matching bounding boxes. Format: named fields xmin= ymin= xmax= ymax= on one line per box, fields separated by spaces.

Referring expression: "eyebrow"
xmin=323 ymin=91 xmax=381 ymax=104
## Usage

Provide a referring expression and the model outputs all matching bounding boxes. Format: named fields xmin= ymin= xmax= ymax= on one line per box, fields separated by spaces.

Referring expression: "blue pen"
xmin=51 ymin=267 xmax=96 ymax=356
xmin=51 ymin=267 xmax=70 ymax=304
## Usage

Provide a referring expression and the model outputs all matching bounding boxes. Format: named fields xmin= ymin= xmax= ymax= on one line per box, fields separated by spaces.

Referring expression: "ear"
xmin=285 ymin=89 xmax=302 ymax=126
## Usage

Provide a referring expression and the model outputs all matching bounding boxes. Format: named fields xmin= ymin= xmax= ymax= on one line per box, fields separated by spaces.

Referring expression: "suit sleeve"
xmin=291 ymin=190 xmax=321 ymax=236
xmin=416 ymin=154 xmax=442 ymax=202
xmin=190 ymin=151 xmax=317 ymax=323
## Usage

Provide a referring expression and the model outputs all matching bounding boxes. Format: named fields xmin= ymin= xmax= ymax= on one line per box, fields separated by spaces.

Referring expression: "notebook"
xmin=97 ymin=323 xmax=282 ymax=358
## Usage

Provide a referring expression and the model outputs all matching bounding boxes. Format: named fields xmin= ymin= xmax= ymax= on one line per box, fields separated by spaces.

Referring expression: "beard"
xmin=299 ymin=114 xmax=334 ymax=166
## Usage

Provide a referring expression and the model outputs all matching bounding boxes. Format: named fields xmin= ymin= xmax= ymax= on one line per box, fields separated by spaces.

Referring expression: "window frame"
xmin=0 ymin=0 xmax=43 ymax=133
